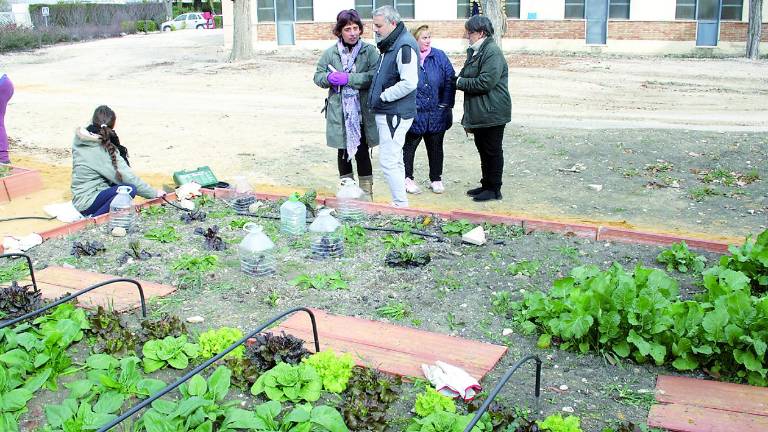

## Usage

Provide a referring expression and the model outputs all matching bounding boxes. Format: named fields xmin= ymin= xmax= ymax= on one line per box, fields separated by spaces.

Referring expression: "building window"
xmin=609 ymin=0 xmax=630 ymax=19
xmin=721 ymin=0 xmax=743 ymax=20
xmin=458 ymin=0 xmax=471 ymax=18
xmin=296 ymin=0 xmax=313 ymax=21
xmin=356 ymin=0 xmax=415 ymax=20
xmin=257 ymin=0 xmax=275 ymax=22
xmin=505 ymin=0 xmax=520 ymax=19
xmin=675 ymin=0 xmax=696 ymax=20
xmin=564 ymin=0 xmax=585 ymax=19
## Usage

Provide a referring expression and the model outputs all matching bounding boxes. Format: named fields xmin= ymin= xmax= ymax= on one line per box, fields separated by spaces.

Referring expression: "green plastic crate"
xmin=173 ymin=166 xmax=218 ymax=188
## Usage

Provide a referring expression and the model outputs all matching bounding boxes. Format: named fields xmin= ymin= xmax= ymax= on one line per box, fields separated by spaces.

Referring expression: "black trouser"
xmin=472 ymin=124 xmax=505 ymax=193
xmin=337 ymin=134 xmax=372 ymax=177
xmin=403 ymin=131 xmax=445 ymax=182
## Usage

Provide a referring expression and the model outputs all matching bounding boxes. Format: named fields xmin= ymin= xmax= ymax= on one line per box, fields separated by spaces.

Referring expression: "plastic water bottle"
xmin=109 ymin=185 xmax=135 ymax=230
xmin=280 ymin=193 xmax=306 ymax=236
xmin=231 ymin=176 xmax=255 ymax=214
xmin=309 ymin=209 xmax=343 ymax=258
xmin=239 ymin=223 xmax=276 ymax=276
xmin=336 ymin=178 xmax=365 ymax=222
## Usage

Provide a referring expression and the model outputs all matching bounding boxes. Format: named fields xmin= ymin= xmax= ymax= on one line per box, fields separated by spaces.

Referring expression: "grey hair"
xmin=372 ymin=5 xmax=401 ymax=24
xmin=465 ymin=15 xmax=494 ymax=37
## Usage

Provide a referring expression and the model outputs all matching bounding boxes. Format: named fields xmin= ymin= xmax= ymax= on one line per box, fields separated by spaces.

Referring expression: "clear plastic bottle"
xmin=336 ymin=178 xmax=365 ymax=222
xmin=308 ymin=208 xmax=343 ymax=258
xmin=109 ymin=185 xmax=135 ymax=230
xmin=280 ymin=193 xmax=307 ymax=236
xmin=238 ymin=223 xmax=276 ymax=276
xmin=231 ymin=176 xmax=255 ymax=213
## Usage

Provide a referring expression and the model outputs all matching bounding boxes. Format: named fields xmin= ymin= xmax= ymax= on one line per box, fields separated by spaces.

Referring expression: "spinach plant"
xmin=656 ymin=241 xmax=707 ymax=274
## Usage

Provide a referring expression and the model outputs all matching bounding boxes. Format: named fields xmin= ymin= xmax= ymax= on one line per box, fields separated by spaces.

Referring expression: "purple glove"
xmin=328 ymin=72 xmax=349 ymax=87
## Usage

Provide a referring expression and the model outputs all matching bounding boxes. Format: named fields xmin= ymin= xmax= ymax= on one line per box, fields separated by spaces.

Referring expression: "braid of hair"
xmin=99 ymin=125 xmax=123 ymax=183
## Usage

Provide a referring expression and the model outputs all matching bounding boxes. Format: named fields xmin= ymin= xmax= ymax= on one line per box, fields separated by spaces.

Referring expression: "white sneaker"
xmin=405 ymin=177 xmax=422 ymax=194
xmin=430 ymin=181 xmax=445 ymax=194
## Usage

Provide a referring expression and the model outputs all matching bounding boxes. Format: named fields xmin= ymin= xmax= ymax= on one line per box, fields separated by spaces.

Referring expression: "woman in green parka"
xmin=313 ymin=9 xmax=380 ymax=200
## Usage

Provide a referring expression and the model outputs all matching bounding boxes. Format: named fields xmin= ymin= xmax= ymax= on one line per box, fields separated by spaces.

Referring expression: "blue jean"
xmin=81 ymin=184 xmax=136 ymax=217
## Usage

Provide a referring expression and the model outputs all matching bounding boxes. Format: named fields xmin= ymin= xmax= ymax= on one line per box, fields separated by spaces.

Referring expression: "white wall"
xmin=315 ymin=0 xmax=353 ymax=22
xmin=630 ymin=0 xmax=676 ymax=21
xmin=520 ymin=0 xmax=565 ymax=20
xmin=415 ymin=0 xmax=458 ymax=20
xmin=11 ymin=3 xmax=31 ymax=27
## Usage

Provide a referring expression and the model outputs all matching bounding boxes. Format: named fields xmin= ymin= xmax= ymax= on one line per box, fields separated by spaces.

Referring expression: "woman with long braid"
xmin=71 ymin=105 xmax=163 ymax=216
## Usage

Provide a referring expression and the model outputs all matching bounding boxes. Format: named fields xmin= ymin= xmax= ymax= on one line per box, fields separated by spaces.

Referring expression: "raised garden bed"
xmin=0 ymin=164 xmax=44 ymax=203
xmin=2 ymin=193 xmax=766 ymax=431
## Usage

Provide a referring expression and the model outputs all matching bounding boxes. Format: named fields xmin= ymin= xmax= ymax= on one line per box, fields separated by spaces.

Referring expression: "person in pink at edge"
xmin=202 ymin=10 xmax=214 ymax=29
xmin=0 ymin=74 xmax=13 ymax=164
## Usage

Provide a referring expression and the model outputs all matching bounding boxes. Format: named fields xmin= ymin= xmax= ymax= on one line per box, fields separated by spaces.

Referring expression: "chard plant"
xmin=656 ymin=241 xmax=707 ymax=274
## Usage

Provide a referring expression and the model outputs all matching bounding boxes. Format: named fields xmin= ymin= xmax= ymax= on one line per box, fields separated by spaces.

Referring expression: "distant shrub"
xmin=135 ymin=20 xmax=157 ymax=32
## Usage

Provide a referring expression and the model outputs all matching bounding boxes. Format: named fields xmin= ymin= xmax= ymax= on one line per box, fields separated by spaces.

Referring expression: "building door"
xmin=275 ymin=0 xmax=295 ymax=45
xmin=585 ymin=0 xmax=609 ymax=45
xmin=696 ymin=0 xmax=722 ymax=46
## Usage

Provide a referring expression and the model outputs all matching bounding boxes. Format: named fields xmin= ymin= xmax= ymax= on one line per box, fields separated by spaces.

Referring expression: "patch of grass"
xmin=621 ymin=167 xmax=640 ymax=178
xmin=435 ymin=275 xmax=462 ymax=298
xmin=207 ymin=208 xmax=236 ymax=219
xmin=506 ymin=260 xmax=541 ymax=277
xmin=376 ymin=302 xmax=409 ymax=320
xmin=0 ymin=260 xmax=29 ymax=284
xmin=645 ymin=161 xmax=674 ymax=173
xmin=141 ymin=205 xmax=167 ymax=218
xmin=491 ymin=291 xmax=514 ymax=316
xmin=602 ymin=383 xmax=655 ymax=410
xmin=557 ymin=245 xmax=580 ymax=259
xmin=689 ymin=186 xmax=720 ymax=201
xmin=290 ymin=271 xmax=348 ymax=290
xmin=701 ymin=168 xmax=737 ymax=186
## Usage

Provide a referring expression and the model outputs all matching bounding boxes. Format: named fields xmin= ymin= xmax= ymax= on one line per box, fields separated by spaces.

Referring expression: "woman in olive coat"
xmin=313 ymin=9 xmax=380 ymax=200
xmin=456 ymin=15 xmax=512 ymax=202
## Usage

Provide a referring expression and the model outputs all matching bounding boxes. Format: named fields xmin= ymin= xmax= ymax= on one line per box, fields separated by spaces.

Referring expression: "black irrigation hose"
xmin=96 ymin=307 xmax=320 ymax=432
xmin=0 ymin=215 xmax=57 ymax=222
xmin=0 ymin=278 xmax=147 ymax=330
xmin=462 ymin=355 xmax=542 ymax=432
xmin=160 ymin=195 xmax=192 ymax=212
xmin=0 ymin=252 xmax=37 ymax=290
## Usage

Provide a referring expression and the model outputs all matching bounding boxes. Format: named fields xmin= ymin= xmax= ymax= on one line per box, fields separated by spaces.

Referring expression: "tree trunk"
xmin=164 ymin=0 xmax=173 ymax=20
xmin=746 ymin=0 xmax=763 ymax=59
xmin=230 ymin=0 xmax=254 ymax=62
xmin=480 ymin=0 xmax=507 ymax=48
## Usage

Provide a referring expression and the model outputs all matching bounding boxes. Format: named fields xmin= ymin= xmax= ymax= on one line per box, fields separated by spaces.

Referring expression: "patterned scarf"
xmin=338 ymin=39 xmax=363 ymax=161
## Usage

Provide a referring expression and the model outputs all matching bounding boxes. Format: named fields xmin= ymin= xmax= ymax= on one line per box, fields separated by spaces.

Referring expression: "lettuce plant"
xmin=537 ymin=413 xmax=583 ymax=432
xmin=141 ymin=335 xmax=199 ymax=373
xmin=198 ymin=327 xmax=244 ymax=359
xmin=301 ymin=349 xmax=355 ymax=393
xmin=250 ymin=362 xmax=322 ymax=403
xmin=406 ymin=410 xmax=491 ymax=432
xmin=246 ymin=331 xmax=310 ymax=371
xmin=414 ymin=387 xmax=456 ymax=417
xmin=281 ymin=403 xmax=349 ymax=432
xmin=342 ymin=366 xmax=400 ymax=432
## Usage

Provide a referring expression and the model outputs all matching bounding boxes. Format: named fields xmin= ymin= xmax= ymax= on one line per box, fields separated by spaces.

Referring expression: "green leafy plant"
xmin=376 ymin=302 xmax=409 ymax=320
xmin=194 ymin=194 xmax=214 ymax=208
xmin=343 ymin=225 xmax=368 ymax=247
xmin=718 ymin=229 xmax=768 ymax=293
xmin=491 ymin=291 xmax=514 ymax=317
xmin=537 ymin=413 xmax=583 ymax=432
xmin=0 ymin=281 xmax=42 ymax=320
xmin=281 ymin=403 xmax=349 ymax=432
xmin=0 ymin=260 xmax=29 ymax=284
xmin=302 ymin=349 xmax=355 ymax=393
xmin=67 ymin=354 xmax=166 ymax=404
xmin=441 ymin=219 xmax=473 ymax=237
xmin=172 ymin=254 xmax=219 ymax=289
xmin=342 ymin=366 xmax=400 ymax=432
xmin=656 ymin=241 xmax=707 ymax=274
xmin=224 ymin=357 xmax=261 ymax=390
xmin=85 ymin=306 xmax=138 ymax=354
xmin=406 ymin=410 xmax=490 ymax=432
xmin=385 ymin=250 xmax=431 ymax=268
xmin=141 ymin=335 xmax=199 ymax=373
xmin=141 ymin=205 xmax=167 ymax=218
xmin=207 ymin=207 xmax=236 ymax=219
xmin=291 ymin=271 xmax=348 ymax=290
xmin=117 ymin=240 xmax=156 ymax=265
xmin=246 ymin=331 xmax=310 ymax=372
xmin=229 ymin=218 xmax=250 ymax=229
xmin=299 ymin=189 xmax=318 ymax=217
xmin=43 ymin=399 xmax=118 ymax=431
xmin=198 ymin=327 xmax=245 ymax=359
xmin=250 ymin=362 xmax=322 ymax=403
xmin=507 ymin=260 xmax=541 ymax=277
xmin=689 ymin=186 xmax=720 ymax=201
xmin=144 ymin=225 xmax=181 ymax=243
xmin=139 ymin=314 xmax=188 ymax=342
xmin=381 ymin=232 xmax=424 ymax=249
xmin=414 ymin=387 xmax=456 ymax=417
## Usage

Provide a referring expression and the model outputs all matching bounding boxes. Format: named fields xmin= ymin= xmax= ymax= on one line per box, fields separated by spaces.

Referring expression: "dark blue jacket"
xmin=410 ymin=48 xmax=456 ymax=135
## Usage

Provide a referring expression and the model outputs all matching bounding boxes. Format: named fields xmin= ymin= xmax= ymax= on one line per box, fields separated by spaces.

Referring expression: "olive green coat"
xmin=313 ymin=42 xmax=380 ymax=149
xmin=456 ymin=38 xmax=512 ymax=129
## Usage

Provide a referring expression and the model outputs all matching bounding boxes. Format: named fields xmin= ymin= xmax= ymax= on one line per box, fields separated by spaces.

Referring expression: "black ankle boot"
xmin=466 ymin=186 xmax=484 ymax=196
xmin=472 ymin=190 xmax=502 ymax=202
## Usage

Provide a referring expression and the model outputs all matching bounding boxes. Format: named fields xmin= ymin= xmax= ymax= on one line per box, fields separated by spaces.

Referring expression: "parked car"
xmin=160 ymin=13 xmax=208 ymax=31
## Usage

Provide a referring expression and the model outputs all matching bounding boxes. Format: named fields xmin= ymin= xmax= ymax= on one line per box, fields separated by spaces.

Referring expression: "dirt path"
xmin=1 ymin=30 xmax=766 ymax=240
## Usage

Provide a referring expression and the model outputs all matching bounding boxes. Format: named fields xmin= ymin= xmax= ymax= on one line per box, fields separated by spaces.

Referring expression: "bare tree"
xmin=747 ymin=0 xmax=763 ymax=59
xmin=164 ymin=0 xmax=172 ymax=20
xmin=480 ymin=0 xmax=507 ymax=47
xmin=230 ymin=0 xmax=254 ymax=61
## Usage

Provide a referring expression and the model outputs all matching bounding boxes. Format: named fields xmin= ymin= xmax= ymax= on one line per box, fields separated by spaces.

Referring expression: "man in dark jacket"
xmin=368 ymin=5 xmax=419 ymax=208
xmin=456 ymin=15 xmax=512 ymax=202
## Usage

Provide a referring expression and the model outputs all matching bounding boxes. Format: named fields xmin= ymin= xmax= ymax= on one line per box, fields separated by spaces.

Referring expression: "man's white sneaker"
xmin=405 ymin=177 xmax=422 ymax=194
xmin=430 ymin=181 xmax=445 ymax=194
